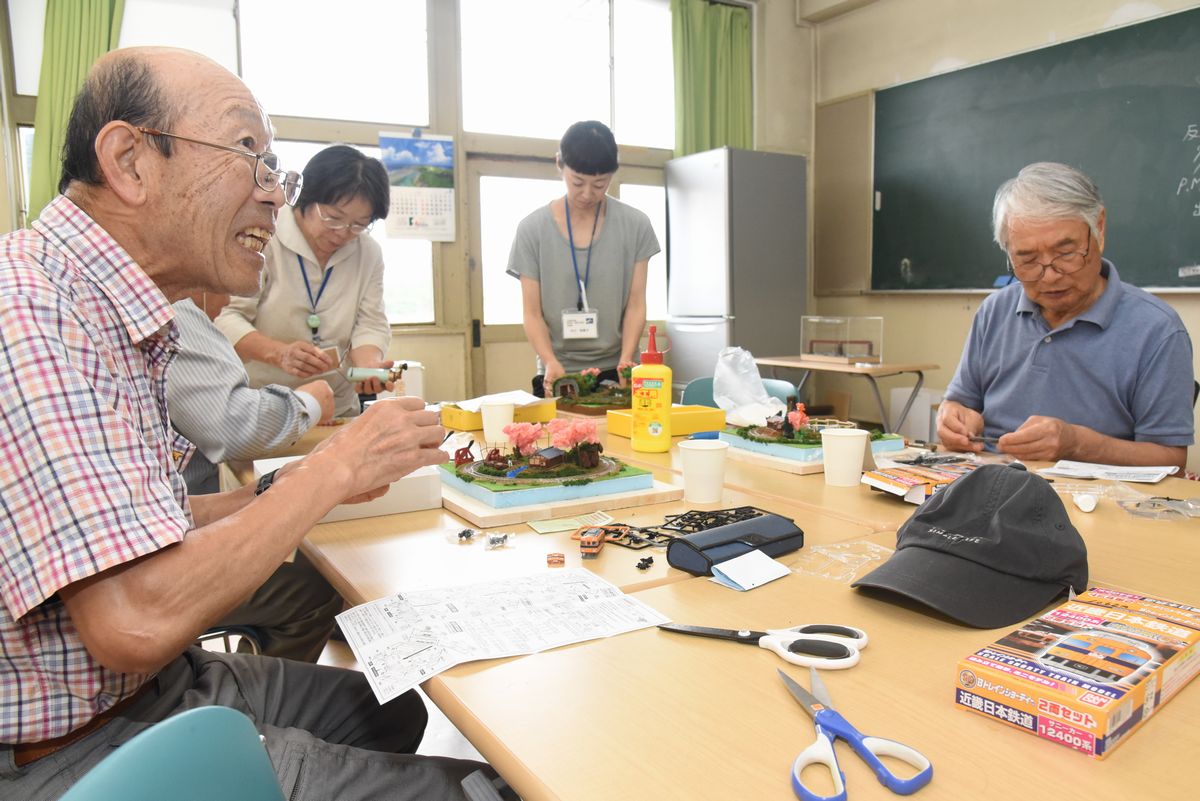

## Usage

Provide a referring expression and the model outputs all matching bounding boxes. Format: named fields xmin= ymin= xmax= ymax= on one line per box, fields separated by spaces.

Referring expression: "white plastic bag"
xmin=712 ymin=346 xmax=787 ymax=426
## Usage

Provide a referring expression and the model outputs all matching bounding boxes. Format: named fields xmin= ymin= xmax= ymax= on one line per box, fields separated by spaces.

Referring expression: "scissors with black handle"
xmin=780 ymin=668 xmax=932 ymax=801
xmin=658 ymin=623 xmax=867 ymax=669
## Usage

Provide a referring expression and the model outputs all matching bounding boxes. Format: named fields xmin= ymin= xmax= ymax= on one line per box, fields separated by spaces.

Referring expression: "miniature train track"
xmin=457 ymin=456 xmax=623 ymax=486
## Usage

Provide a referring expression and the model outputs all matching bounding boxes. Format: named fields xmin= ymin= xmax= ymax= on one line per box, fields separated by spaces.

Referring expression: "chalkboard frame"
xmin=871 ymin=8 xmax=1200 ymax=291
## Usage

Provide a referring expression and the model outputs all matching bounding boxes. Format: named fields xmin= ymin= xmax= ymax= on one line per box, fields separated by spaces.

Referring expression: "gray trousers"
xmin=216 ymin=550 xmax=344 ymax=663
xmin=0 ymin=648 xmax=493 ymax=800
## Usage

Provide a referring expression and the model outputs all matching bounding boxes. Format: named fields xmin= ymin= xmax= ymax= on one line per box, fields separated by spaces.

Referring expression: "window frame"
xmin=0 ymin=0 xmax=680 ymax=397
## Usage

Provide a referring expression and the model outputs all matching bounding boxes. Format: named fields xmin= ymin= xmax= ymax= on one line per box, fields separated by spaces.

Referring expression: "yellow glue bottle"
xmin=631 ymin=325 xmax=672 ymax=452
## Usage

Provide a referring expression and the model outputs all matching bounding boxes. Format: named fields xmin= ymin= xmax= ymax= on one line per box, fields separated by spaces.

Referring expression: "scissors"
xmin=779 ymin=668 xmax=932 ymax=801
xmin=658 ymin=623 xmax=868 ymax=669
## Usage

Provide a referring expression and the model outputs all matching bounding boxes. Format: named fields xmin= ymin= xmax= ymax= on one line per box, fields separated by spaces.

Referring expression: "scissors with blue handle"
xmin=658 ymin=623 xmax=867 ymax=669
xmin=779 ymin=668 xmax=932 ymax=801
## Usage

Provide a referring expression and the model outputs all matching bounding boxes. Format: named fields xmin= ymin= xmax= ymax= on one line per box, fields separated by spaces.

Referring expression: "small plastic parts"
xmin=1071 ymin=493 xmax=1098 ymax=513
xmin=457 ymin=528 xmax=477 ymax=541
xmin=486 ymin=532 xmax=509 ymax=549
xmin=636 ymin=556 xmax=654 ymax=571
xmin=546 ymin=552 xmax=565 ymax=566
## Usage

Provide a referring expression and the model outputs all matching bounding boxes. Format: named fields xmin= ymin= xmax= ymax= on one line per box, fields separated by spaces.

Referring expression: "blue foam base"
xmin=718 ymin=432 xmax=905 ymax=462
xmin=440 ymin=467 xmax=654 ymax=508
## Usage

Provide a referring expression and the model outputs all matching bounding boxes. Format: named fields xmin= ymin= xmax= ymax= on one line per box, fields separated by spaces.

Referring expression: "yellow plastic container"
xmin=630 ymin=326 xmax=672 ymax=452
xmin=606 ymin=406 xmax=725 ymax=438
xmin=440 ymin=398 xmax=557 ymax=431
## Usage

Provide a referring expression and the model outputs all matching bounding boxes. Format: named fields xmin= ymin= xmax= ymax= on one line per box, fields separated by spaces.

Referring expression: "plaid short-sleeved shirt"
xmin=0 ymin=196 xmax=195 ymax=744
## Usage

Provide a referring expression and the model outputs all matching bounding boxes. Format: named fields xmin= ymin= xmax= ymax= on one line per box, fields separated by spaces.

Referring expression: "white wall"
xmin=813 ymin=0 xmax=1200 ymax=471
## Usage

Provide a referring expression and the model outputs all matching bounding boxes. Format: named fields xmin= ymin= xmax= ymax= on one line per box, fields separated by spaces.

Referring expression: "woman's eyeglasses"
xmin=315 ymin=204 xmax=374 ymax=235
xmin=137 ymin=127 xmax=303 ymax=206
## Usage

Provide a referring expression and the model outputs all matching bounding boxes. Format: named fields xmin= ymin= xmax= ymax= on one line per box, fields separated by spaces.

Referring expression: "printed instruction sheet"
xmin=336 ymin=568 xmax=668 ymax=703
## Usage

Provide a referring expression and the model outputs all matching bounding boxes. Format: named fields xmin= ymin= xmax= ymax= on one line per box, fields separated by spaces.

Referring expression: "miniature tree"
xmin=503 ymin=422 xmax=545 ymax=457
xmin=617 ymin=361 xmax=635 ymax=389
xmin=545 ymin=418 xmax=603 ymax=467
xmin=578 ymin=367 xmax=601 ymax=394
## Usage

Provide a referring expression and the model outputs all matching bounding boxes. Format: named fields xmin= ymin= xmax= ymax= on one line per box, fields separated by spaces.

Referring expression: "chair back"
xmin=680 ymin=377 xmax=717 ymax=407
xmin=59 ymin=706 xmax=284 ymax=801
xmin=761 ymin=378 xmax=797 ymax=405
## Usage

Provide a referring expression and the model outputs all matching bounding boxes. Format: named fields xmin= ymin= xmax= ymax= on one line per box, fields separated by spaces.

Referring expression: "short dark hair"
xmin=295 ymin=145 xmax=390 ymax=221
xmin=59 ymin=54 xmax=172 ymax=194
xmin=559 ymin=120 xmax=618 ymax=175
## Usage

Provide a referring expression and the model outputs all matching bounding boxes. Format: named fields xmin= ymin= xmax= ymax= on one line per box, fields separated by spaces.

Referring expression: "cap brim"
xmin=851 ymin=546 xmax=1069 ymax=629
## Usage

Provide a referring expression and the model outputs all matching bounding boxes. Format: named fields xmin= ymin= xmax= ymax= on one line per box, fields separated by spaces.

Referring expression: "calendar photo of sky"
xmin=380 ymin=133 xmax=455 ymax=189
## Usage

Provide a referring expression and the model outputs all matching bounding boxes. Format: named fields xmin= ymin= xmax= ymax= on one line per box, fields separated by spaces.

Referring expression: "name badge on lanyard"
xmin=563 ymin=199 xmax=601 ymax=340
xmin=562 ymin=306 xmax=599 ymax=339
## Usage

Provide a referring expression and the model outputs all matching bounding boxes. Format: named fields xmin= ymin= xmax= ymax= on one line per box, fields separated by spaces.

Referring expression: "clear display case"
xmin=801 ymin=316 xmax=884 ymax=363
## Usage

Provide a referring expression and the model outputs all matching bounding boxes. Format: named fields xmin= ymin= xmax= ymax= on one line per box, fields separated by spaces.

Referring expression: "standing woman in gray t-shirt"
xmin=507 ymin=120 xmax=661 ymax=396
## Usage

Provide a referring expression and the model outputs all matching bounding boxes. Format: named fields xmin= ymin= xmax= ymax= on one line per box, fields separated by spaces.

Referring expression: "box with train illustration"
xmin=955 ymin=588 xmax=1200 ymax=758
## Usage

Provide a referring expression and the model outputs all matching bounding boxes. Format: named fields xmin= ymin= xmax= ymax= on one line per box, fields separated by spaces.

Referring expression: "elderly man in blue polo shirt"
xmin=938 ymin=162 xmax=1194 ymax=470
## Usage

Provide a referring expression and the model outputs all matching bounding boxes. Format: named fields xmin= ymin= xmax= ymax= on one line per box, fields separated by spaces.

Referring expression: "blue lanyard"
xmin=564 ymin=198 xmax=601 ymax=311
xmin=298 ymin=254 xmax=334 ymax=314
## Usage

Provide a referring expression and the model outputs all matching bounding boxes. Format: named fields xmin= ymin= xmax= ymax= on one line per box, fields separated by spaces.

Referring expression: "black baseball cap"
xmin=852 ymin=464 xmax=1088 ymax=628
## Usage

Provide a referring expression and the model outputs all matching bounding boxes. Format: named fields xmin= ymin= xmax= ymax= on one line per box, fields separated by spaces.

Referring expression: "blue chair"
xmin=762 ymin=378 xmax=797 ymax=405
xmin=681 ymin=376 xmax=796 ymax=408
xmin=59 ymin=706 xmax=284 ymax=801
xmin=680 ymin=377 xmax=717 ymax=407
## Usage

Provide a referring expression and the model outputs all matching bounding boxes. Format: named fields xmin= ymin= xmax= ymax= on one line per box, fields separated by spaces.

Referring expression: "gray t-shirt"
xmin=507 ymin=196 xmax=660 ymax=373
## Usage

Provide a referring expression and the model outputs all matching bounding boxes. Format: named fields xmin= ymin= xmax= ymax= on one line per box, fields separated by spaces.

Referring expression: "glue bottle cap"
xmin=641 ymin=325 xmax=664 ymax=365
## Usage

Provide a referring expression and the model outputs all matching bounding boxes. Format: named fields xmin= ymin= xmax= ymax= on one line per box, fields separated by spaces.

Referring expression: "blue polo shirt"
xmin=945 ymin=260 xmax=1194 ymax=446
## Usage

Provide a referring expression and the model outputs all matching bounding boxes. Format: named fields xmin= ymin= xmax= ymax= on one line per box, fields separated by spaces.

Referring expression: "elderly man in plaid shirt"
xmin=0 ymin=47 xmax=496 ymax=800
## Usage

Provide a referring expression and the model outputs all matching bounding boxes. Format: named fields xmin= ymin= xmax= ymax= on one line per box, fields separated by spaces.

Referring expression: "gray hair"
xmin=992 ymin=162 xmax=1104 ymax=250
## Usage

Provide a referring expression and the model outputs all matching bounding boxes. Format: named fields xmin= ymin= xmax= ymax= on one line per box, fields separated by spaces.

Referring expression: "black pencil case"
xmin=665 ymin=513 xmax=805 ymax=576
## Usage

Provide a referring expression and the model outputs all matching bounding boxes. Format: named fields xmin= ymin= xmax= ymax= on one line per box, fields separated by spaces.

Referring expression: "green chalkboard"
xmin=871 ymin=8 xmax=1200 ymax=290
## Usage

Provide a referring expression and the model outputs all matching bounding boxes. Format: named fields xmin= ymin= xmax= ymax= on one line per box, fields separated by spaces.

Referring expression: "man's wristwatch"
xmin=255 ymin=468 xmax=278 ymax=496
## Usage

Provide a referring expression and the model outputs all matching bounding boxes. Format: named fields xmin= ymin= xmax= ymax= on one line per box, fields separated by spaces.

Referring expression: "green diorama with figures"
xmin=551 ymin=367 xmax=633 ymax=415
xmin=721 ymin=403 xmax=905 ymax=462
xmin=446 ymin=418 xmax=649 ymax=493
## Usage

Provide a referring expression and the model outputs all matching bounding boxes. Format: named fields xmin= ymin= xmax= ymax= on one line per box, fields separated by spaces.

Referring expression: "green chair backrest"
xmin=680 ymin=377 xmax=717 ymax=407
xmin=59 ymin=706 xmax=285 ymax=801
xmin=761 ymin=378 xmax=797 ymax=405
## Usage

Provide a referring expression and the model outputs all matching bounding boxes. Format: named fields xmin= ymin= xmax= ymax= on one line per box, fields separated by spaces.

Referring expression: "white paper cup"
xmin=479 ymin=402 xmax=515 ymax=446
xmin=678 ymin=440 xmax=729 ymax=504
xmin=821 ymin=428 xmax=870 ymax=487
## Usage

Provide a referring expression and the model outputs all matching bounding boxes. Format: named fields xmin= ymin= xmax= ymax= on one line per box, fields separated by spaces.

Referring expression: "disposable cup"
xmin=820 ymin=428 xmax=870 ymax=487
xmin=480 ymin=402 xmax=515 ymax=446
xmin=677 ymin=440 xmax=730 ymax=504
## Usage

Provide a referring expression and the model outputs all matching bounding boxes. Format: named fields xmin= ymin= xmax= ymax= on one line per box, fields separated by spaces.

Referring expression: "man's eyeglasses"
xmin=137 ymin=127 xmax=303 ymax=206
xmin=1007 ymin=229 xmax=1092 ymax=283
xmin=315 ymin=203 xmax=374 ymax=235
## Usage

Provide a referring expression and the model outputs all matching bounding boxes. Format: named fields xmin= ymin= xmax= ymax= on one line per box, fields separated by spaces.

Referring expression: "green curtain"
xmin=27 ymin=0 xmax=125 ymax=221
xmin=670 ymin=0 xmax=752 ymax=156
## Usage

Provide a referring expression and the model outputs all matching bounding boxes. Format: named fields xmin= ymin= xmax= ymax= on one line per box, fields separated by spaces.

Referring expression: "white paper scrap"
xmin=709 ymin=550 xmax=791 ymax=592
xmin=449 ymin=390 xmax=543 ymax=413
xmin=1037 ymin=460 xmax=1179 ymax=484
xmin=336 ymin=568 xmax=668 ymax=704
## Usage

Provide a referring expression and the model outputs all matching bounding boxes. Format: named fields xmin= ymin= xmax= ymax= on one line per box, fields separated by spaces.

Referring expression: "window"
xmin=480 ymin=176 xmax=562 ymax=325
xmin=7 ymin=0 xmax=46 ymax=95
xmin=613 ymin=0 xmax=675 ymax=149
xmin=460 ymin=0 xmax=673 ymax=148
xmin=239 ymin=0 xmax=428 ymax=125
xmin=17 ymin=126 xmax=34 ymax=212
xmin=614 ymin=183 xmax=667 ymax=320
xmin=118 ymin=0 xmax=238 ymax=73
xmin=273 ymin=141 xmax=435 ymax=325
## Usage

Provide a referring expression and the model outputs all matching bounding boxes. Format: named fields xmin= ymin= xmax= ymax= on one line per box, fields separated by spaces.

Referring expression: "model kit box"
xmin=955 ymin=588 xmax=1200 ymax=758
xmin=606 ymin=405 xmax=725 ymax=438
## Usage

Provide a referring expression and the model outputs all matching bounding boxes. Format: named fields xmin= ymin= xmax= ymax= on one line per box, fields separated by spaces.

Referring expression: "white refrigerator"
xmin=664 ymin=148 xmax=808 ymax=398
